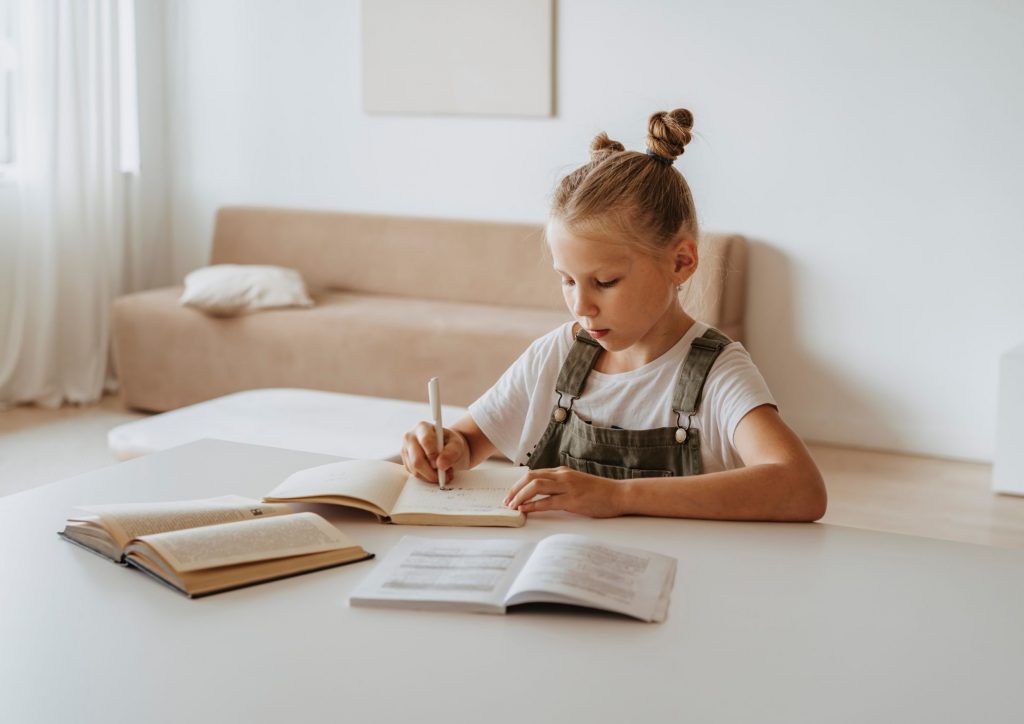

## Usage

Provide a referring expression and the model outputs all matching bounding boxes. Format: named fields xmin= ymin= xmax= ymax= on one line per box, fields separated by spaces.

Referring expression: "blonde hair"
xmin=550 ymin=108 xmax=698 ymax=258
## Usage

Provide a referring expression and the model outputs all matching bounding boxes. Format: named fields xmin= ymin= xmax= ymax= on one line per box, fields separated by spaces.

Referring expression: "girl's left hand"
xmin=503 ymin=466 xmax=625 ymax=518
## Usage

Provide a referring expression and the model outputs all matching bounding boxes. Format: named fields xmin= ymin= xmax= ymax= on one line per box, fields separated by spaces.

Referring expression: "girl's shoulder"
xmin=676 ymin=324 xmax=767 ymax=394
xmin=702 ymin=327 xmax=758 ymax=374
xmin=702 ymin=336 xmax=774 ymax=403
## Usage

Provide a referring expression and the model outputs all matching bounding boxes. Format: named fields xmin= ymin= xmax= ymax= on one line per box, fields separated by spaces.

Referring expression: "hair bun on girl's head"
xmin=589 ymin=132 xmax=626 ymax=163
xmin=646 ymin=108 xmax=694 ymax=163
xmin=552 ymin=107 xmax=701 ymax=248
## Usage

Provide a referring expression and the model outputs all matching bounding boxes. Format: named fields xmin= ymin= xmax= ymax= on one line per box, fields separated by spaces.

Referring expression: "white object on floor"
xmin=994 ymin=344 xmax=1024 ymax=496
xmin=107 ymin=388 xmax=468 ymax=461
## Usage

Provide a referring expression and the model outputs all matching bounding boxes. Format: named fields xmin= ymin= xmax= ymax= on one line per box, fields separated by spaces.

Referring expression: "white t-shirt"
xmin=468 ymin=321 xmax=776 ymax=473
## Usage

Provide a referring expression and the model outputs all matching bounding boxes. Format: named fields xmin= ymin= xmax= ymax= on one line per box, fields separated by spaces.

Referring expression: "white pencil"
xmin=428 ymin=377 xmax=447 ymax=490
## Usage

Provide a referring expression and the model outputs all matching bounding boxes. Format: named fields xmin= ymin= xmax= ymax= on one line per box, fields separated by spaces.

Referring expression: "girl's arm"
xmin=504 ymin=405 xmax=827 ymax=522
xmin=620 ymin=405 xmax=827 ymax=521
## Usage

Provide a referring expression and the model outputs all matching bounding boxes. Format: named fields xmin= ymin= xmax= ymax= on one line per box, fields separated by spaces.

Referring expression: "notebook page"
xmin=266 ymin=459 xmax=409 ymax=515
xmin=390 ymin=467 xmax=525 ymax=520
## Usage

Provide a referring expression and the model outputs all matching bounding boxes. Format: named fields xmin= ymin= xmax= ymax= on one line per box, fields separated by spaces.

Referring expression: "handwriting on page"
xmin=400 ymin=480 xmax=514 ymax=515
xmin=381 ymin=540 xmax=521 ymax=593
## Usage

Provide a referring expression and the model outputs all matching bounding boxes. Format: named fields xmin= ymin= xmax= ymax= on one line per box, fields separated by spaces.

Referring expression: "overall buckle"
xmin=553 ymin=392 xmax=578 ymax=423
xmin=675 ymin=411 xmax=694 ymax=443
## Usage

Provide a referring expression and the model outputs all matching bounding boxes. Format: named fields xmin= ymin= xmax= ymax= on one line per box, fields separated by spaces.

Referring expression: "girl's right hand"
xmin=401 ymin=422 xmax=469 ymax=484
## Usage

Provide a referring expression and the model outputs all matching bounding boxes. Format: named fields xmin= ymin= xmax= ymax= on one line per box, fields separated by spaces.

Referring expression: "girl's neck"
xmin=594 ymin=305 xmax=695 ymax=374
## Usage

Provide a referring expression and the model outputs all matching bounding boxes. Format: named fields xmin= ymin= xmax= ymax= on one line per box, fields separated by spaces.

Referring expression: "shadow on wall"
xmin=746 ymin=239 xmax=903 ymax=452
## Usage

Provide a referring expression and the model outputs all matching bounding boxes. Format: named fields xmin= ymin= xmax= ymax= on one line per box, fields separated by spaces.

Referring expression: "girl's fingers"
xmin=504 ymin=471 xmax=545 ymax=506
xmin=404 ymin=425 xmax=467 ymax=486
xmin=436 ymin=431 xmax=463 ymax=472
xmin=403 ymin=430 xmax=438 ymax=483
xmin=506 ymin=481 xmax=536 ymax=509
xmin=414 ymin=421 xmax=439 ymax=462
xmin=519 ymin=494 xmax=563 ymax=514
xmin=503 ymin=474 xmax=531 ymax=506
xmin=506 ymin=476 xmax=563 ymax=509
xmin=412 ymin=453 xmax=438 ymax=483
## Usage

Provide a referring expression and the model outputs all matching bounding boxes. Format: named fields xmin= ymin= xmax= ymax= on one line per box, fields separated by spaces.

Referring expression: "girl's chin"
xmin=594 ymin=335 xmax=633 ymax=352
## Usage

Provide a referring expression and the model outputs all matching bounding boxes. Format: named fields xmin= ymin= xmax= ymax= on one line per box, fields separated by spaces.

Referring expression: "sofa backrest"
xmin=210 ymin=207 xmax=746 ymax=341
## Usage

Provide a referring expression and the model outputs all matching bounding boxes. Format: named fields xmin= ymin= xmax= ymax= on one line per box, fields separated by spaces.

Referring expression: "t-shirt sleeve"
xmin=703 ymin=343 xmax=777 ymax=447
xmin=468 ymin=334 xmax=551 ymax=462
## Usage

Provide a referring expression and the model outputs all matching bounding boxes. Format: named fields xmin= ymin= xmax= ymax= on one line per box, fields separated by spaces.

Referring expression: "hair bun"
xmin=646 ymin=108 xmax=694 ymax=161
xmin=589 ymin=132 xmax=626 ymax=163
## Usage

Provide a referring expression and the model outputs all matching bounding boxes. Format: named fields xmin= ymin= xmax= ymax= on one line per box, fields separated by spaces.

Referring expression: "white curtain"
xmin=0 ymin=0 xmax=167 ymax=408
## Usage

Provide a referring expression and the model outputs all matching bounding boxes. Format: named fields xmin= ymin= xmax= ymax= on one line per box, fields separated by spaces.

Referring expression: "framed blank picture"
xmin=362 ymin=0 xmax=554 ymax=117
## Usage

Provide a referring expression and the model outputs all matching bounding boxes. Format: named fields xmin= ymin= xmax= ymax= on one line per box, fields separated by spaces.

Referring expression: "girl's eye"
xmin=561 ymin=278 xmax=575 ymax=287
xmin=596 ymin=279 xmax=619 ymax=288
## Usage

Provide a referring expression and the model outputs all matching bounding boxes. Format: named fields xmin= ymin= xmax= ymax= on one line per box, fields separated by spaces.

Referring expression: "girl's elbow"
xmin=803 ymin=491 xmax=828 ymax=522
xmin=798 ymin=470 xmax=828 ymax=522
xmin=776 ymin=464 xmax=827 ymax=522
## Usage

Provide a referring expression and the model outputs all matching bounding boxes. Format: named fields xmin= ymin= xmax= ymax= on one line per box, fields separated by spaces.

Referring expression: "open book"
xmin=264 ymin=460 xmax=526 ymax=527
xmin=350 ymin=534 xmax=677 ymax=622
xmin=59 ymin=495 xmax=372 ymax=597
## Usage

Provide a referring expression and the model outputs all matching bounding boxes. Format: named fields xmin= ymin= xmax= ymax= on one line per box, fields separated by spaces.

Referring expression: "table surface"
xmin=2 ymin=439 xmax=1023 ymax=724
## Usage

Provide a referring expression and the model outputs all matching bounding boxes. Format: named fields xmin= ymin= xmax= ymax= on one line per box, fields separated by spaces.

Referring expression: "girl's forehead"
xmin=546 ymin=221 xmax=636 ymax=267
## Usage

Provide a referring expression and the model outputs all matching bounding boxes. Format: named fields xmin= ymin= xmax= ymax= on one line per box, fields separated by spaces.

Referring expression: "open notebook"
xmin=264 ymin=459 xmax=526 ymax=527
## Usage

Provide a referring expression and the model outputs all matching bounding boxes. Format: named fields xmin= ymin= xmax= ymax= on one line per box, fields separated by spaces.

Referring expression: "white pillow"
xmin=179 ymin=264 xmax=315 ymax=316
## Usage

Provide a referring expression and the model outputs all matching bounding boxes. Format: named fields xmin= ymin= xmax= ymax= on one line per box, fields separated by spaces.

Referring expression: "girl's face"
xmin=546 ymin=219 xmax=694 ymax=355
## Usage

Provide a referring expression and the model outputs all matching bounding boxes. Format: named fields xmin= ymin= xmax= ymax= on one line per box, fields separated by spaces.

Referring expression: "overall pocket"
xmin=560 ymin=452 xmax=673 ymax=480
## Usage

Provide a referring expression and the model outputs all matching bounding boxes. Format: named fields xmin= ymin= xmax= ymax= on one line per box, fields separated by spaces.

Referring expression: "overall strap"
xmin=672 ymin=328 xmax=732 ymax=418
xmin=555 ymin=328 xmax=603 ymax=399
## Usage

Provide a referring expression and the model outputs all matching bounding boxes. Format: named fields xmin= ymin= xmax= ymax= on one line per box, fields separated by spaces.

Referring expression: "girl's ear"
xmin=670 ymin=236 xmax=699 ymax=284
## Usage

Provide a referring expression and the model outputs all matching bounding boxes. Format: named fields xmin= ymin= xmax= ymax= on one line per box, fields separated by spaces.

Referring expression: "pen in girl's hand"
xmin=428 ymin=377 xmax=447 ymax=490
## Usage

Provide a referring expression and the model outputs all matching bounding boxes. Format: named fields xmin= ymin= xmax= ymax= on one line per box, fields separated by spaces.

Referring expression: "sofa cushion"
xmin=179 ymin=264 xmax=314 ymax=316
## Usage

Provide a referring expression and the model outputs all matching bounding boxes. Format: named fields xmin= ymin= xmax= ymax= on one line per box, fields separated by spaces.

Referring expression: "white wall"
xmin=164 ymin=0 xmax=1024 ymax=461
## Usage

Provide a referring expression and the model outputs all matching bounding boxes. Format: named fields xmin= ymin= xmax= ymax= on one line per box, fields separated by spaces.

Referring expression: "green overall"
xmin=526 ymin=327 xmax=733 ymax=479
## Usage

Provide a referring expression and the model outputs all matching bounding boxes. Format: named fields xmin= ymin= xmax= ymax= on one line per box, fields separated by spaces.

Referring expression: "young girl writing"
xmin=401 ymin=108 xmax=826 ymax=522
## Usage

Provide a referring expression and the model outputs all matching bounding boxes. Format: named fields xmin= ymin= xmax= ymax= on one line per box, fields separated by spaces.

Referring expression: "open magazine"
xmin=350 ymin=534 xmax=677 ymax=622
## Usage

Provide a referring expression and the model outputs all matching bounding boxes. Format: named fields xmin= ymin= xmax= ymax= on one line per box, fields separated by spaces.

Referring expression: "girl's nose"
xmin=571 ymin=288 xmax=598 ymax=317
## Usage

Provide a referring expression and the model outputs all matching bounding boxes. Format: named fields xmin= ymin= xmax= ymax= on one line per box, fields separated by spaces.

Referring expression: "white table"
xmin=2 ymin=439 xmax=1023 ymax=723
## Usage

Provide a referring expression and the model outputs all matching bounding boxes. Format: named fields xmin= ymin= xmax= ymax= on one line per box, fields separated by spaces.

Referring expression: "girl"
xmin=401 ymin=108 xmax=826 ymax=522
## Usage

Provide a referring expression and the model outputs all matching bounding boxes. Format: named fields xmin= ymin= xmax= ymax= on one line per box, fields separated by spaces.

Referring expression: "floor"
xmin=2 ymin=394 xmax=1023 ymax=548
xmin=0 ymin=394 xmax=143 ymax=497
xmin=809 ymin=444 xmax=1024 ymax=548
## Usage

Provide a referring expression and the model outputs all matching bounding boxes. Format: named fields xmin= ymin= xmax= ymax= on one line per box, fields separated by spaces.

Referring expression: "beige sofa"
xmin=111 ymin=207 xmax=748 ymax=412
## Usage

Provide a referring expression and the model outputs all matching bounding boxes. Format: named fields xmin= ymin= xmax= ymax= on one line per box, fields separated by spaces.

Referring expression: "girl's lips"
xmin=588 ymin=328 xmax=609 ymax=339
